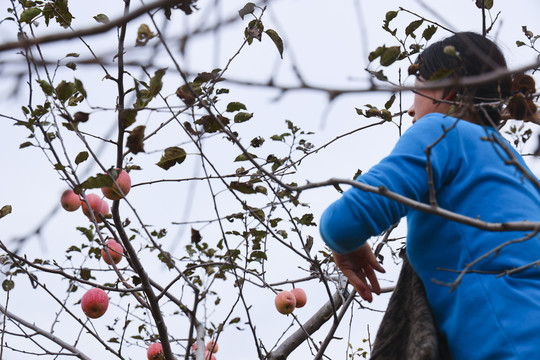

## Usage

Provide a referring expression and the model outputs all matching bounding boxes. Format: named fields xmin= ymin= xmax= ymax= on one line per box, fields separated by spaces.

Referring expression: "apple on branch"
xmin=147 ymin=342 xmax=163 ymax=360
xmin=101 ymin=238 xmax=124 ymax=265
xmin=60 ymin=189 xmax=80 ymax=211
xmin=205 ymin=340 xmax=218 ymax=353
xmin=290 ymin=288 xmax=307 ymax=308
xmin=80 ymin=193 xmax=109 ymax=222
xmin=274 ymin=290 xmax=296 ymax=315
xmin=101 ymin=168 xmax=131 ymax=200
xmin=81 ymin=288 xmax=109 ymax=319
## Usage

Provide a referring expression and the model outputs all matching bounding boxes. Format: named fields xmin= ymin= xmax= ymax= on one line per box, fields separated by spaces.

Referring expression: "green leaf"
xmin=121 ymin=109 xmax=137 ymax=129
xmin=81 ymin=173 xmax=113 ymax=189
xmin=384 ymin=94 xmax=396 ymax=110
xmin=19 ymin=141 xmax=33 ymax=149
xmin=195 ymin=115 xmax=229 ymax=133
xmin=156 ymin=147 xmax=187 ymax=170
xmin=157 ymin=251 xmax=175 ymax=269
xmin=43 ymin=1 xmax=72 ymax=28
xmin=255 ymin=185 xmax=267 ymax=195
xmin=234 ymin=112 xmax=253 ymax=123
xmin=226 ymin=102 xmax=247 ymax=112
xmin=516 ymin=40 xmax=527 ymax=47
xmin=136 ymin=24 xmax=156 ymax=46
xmin=66 ymin=245 xmax=81 ymax=253
xmin=76 ymin=226 xmax=94 ymax=242
xmin=66 ymin=53 xmax=79 ymax=57
xmin=477 ymin=0 xmax=494 ymax=9
xmin=75 ymin=151 xmax=89 ymax=165
xmin=2 ymin=279 xmax=14 ymax=291
xmin=373 ymin=70 xmax=388 ymax=81
xmin=93 ymin=13 xmax=109 ymax=24
xmin=385 ymin=10 xmax=398 ymax=23
xmin=55 ymin=81 xmax=76 ymax=103
xmin=238 ymin=2 xmax=256 ymax=20
xmin=249 ymin=250 xmax=267 ymax=262
xmin=0 ymin=205 xmax=12 ymax=219
xmin=265 ymin=29 xmax=284 ymax=59
xmin=149 ymin=68 xmax=167 ymax=98
xmin=126 ymin=125 xmax=146 ymax=154
xmin=229 ymin=181 xmax=256 ymax=194
xmin=234 ymin=152 xmax=257 ymax=162
xmin=65 ymin=62 xmax=77 ymax=71
xmin=368 ymin=46 xmax=386 ymax=62
xmin=20 ymin=7 xmax=41 ymax=23
xmin=37 ymin=80 xmax=54 ymax=96
xmin=380 ymin=46 xmax=400 ymax=66
xmin=422 ymin=25 xmax=438 ymax=41
xmin=73 ymin=78 xmax=86 ymax=98
xmin=295 ymin=213 xmax=316 ymax=226
xmin=405 ymin=20 xmax=423 ymax=38
xmin=80 ymin=268 xmax=92 ymax=281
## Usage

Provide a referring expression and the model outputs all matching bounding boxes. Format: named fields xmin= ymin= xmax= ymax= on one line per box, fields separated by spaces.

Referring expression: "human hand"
xmin=332 ymin=243 xmax=386 ymax=302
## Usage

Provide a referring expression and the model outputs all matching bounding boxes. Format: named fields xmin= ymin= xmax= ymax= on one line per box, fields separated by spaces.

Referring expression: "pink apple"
xmin=205 ymin=340 xmax=218 ymax=353
xmin=61 ymin=189 xmax=81 ymax=211
xmin=102 ymin=169 xmax=131 ymax=200
xmin=275 ymin=290 xmax=296 ymax=315
xmin=81 ymin=194 xmax=108 ymax=222
xmin=81 ymin=288 xmax=109 ymax=319
xmin=101 ymin=238 xmax=123 ymax=265
xmin=147 ymin=342 xmax=163 ymax=360
xmin=99 ymin=199 xmax=109 ymax=217
xmin=290 ymin=288 xmax=307 ymax=308
xmin=205 ymin=350 xmax=217 ymax=360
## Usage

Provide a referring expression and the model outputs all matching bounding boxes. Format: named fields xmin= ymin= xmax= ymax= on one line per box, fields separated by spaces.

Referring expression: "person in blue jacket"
xmin=319 ymin=32 xmax=540 ymax=359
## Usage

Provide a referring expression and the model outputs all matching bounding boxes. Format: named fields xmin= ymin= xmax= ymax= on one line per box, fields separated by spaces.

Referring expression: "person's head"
xmin=408 ymin=32 xmax=536 ymax=126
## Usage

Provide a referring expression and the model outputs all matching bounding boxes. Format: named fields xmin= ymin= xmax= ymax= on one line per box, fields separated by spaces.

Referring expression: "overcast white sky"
xmin=1 ymin=0 xmax=539 ymax=359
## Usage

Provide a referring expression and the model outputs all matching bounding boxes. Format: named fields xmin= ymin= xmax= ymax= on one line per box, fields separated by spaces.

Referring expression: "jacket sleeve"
xmin=319 ymin=114 xmax=459 ymax=254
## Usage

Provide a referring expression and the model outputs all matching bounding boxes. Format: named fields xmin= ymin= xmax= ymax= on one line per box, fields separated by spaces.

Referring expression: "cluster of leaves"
xmin=16 ymin=0 xmax=73 ymax=28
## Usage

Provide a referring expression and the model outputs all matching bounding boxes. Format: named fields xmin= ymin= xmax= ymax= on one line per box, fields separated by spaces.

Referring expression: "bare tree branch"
xmin=0 ymin=0 xmax=185 ymax=52
xmin=0 ymin=304 xmax=92 ymax=360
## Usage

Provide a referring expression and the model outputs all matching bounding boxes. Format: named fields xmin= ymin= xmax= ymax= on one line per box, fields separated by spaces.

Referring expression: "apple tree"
xmin=0 ymin=0 xmax=539 ymax=359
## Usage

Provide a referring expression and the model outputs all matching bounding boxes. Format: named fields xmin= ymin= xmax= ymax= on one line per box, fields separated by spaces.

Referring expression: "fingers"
xmin=331 ymin=246 xmax=386 ymax=302
xmin=364 ymin=264 xmax=382 ymax=295
xmin=350 ymin=274 xmax=373 ymax=302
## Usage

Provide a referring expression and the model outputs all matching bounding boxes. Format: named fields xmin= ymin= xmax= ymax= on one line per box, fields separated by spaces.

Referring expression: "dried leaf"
xmin=126 ymin=125 xmax=146 ymax=154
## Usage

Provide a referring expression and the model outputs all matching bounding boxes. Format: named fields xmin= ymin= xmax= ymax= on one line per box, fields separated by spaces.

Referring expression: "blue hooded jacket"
xmin=320 ymin=113 xmax=540 ymax=359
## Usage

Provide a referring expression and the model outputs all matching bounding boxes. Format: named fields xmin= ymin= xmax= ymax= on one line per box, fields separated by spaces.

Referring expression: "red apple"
xmin=274 ymin=290 xmax=296 ymax=315
xmin=205 ymin=340 xmax=218 ymax=353
xmin=81 ymin=288 xmax=109 ymax=319
xmin=99 ymin=199 xmax=109 ymax=217
xmin=101 ymin=238 xmax=123 ymax=265
xmin=290 ymin=288 xmax=307 ymax=308
xmin=81 ymin=194 xmax=109 ymax=222
xmin=147 ymin=342 xmax=163 ymax=360
xmin=102 ymin=169 xmax=131 ymax=200
xmin=61 ymin=189 xmax=80 ymax=211
xmin=205 ymin=350 xmax=217 ymax=360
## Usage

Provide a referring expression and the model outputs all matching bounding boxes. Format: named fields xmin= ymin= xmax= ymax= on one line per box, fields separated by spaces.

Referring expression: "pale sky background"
xmin=0 ymin=0 xmax=539 ymax=359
